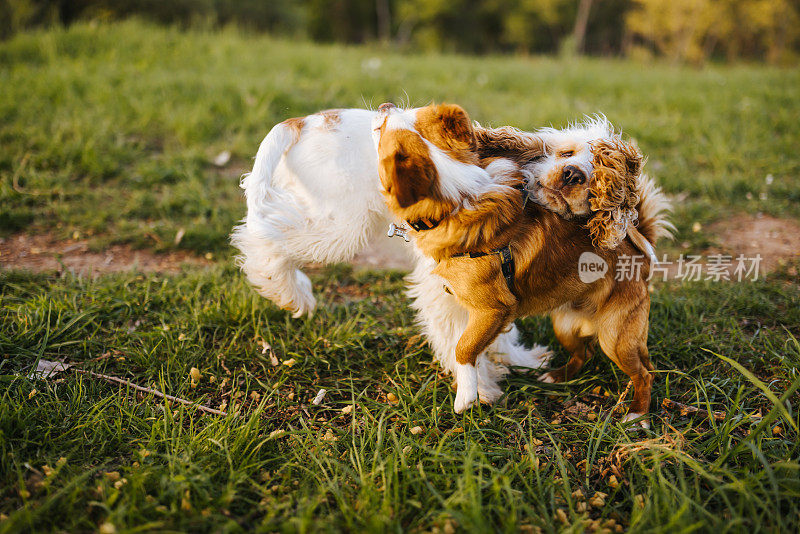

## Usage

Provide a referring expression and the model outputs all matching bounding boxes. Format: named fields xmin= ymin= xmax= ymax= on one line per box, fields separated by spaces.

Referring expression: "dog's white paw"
xmin=454 ymin=363 xmax=479 ymax=413
xmin=495 ymin=342 xmax=553 ymax=372
xmin=621 ymin=412 xmax=650 ymax=430
xmin=516 ymin=345 xmax=554 ymax=370
xmin=478 ymin=382 xmax=503 ymax=405
xmin=476 ymin=359 xmax=504 ymax=404
xmin=289 ymin=270 xmax=317 ymax=318
xmin=537 ymin=372 xmax=556 ymax=384
xmin=454 ymin=386 xmax=479 ymax=413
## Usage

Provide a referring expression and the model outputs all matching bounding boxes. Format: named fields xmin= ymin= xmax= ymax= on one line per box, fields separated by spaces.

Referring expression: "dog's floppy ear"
xmin=587 ymin=137 xmax=643 ymax=249
xmin=473 ymin=125 xmax=545 ymax=163
xmin=379 ymin=129 xmax=438 ymax=208
xmin=434 ymin=103 xmax=474 ymax=147
xmin=415 ymin=103 xmax=476 ymax=156
xmin=620 ymin=138 xmax=643 ymax=177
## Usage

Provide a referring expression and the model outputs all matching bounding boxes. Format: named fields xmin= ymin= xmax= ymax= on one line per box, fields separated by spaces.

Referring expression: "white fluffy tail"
xmin=636 ymin=174 xmax=675 ymax=246
xmin=233 ymin=121 xmax=316 ymax=317
xmin=239 ymin=121 xmax=298 ymax=193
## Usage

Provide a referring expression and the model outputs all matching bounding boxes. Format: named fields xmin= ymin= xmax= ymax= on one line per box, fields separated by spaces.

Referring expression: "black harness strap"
xmin=498 ymin=245 xmax=516 ymax=292
xmin=451 ymin=244 xmax=516 ymax=294
xmin=411 ymin=180 xmax=530 ymax=296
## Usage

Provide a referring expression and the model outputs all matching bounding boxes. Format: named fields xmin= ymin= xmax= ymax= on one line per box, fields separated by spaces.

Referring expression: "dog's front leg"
xmin=454 ymin=309 xmax=511 ymax=413
xmin=407 ymin=253 xmax=547 ymax=403
xmin=406 ymin=256 xmax=504 ymax=402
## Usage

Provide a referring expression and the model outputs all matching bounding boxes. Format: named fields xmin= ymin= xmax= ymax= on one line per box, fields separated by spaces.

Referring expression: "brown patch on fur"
xmin=587 ymin=138 xmax=643 ymax=249
xmin=281 ymin=117 xmax=305 ymax=137
xmin=414 ymin=104 xmax=478 ymax=165
xmin=319 ymin=109 xmax=342 ymax=130
xmin=474 ymin=125 xmax=546 ymax=164
xmin=377 ymin=128 xmax=441 ymax=209
xmin=380 ymin=122 xmax=657 ymax=420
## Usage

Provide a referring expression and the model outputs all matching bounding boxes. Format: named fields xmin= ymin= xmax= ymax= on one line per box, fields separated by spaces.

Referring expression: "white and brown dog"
xmin=373 ymin=104 xmax=672 ymax=425
xmin=232 ymin=104 xmax=551 ymax=405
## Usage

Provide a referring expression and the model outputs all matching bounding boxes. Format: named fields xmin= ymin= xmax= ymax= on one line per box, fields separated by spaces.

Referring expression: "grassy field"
xmin=1 ymin=21 xmax=799 ymax=253
xmin=2 ymin=21 xmax=800 ymax=533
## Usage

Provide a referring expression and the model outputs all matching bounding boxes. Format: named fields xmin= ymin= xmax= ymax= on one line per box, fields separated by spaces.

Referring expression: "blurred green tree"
xmin=625 ymin=0 xmax=800 ymax=64
xmin=1 ymin=0 xmax=796 ymax=62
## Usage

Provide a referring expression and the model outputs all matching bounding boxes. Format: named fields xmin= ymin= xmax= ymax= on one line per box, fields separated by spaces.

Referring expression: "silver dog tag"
xmin=387 ymin=222 xmax=411 ymax=242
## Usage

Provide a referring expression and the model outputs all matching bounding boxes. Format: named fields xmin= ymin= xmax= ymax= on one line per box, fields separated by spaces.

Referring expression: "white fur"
xmin=454 ymin=363 xmax=479 ymax=413
xmin=526 ymin=115 xmax=614 ymax=189
xmin=233 ymin=106 xmax=550 ymax=408
xmin=641 ymin=238 xmax=657 ymax=264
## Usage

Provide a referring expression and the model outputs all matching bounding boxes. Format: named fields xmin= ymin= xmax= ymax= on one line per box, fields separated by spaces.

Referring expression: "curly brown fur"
xmin=587 ymin=138 xmax=643 ymax=249
xmin=473 ymin=125 xmax=546 ymax=165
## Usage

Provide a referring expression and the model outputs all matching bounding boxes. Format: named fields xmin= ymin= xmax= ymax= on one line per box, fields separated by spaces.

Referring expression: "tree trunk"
xmin=376 ymin=0 xmax=391 ymax=42
xmin=572 ymin=0 xmax=594 ymax=54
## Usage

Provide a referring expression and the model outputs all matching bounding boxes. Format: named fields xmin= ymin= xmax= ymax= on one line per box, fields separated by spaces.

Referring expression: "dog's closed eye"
xmin=558 ymin=150 xmax=574 ymax=158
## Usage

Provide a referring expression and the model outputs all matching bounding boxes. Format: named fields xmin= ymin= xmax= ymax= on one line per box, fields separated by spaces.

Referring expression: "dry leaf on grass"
xmin=213 ymin=150 xmax=231 ymax=167
xmin=28 ymin=360 xmax=71 ymax=379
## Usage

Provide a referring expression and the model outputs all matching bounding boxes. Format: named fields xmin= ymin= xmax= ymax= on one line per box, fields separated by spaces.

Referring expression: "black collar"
xmin=407 ymin=217 xmax=441 ymax=231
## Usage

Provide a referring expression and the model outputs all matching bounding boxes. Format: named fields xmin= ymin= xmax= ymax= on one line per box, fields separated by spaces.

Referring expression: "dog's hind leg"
xmin=538 ymin=309 xmax=594 ymax=383
xmin=231 ymin=223 xmax=316 ymax=318
xmin=597 ymin=297 xmax=653 ymax=429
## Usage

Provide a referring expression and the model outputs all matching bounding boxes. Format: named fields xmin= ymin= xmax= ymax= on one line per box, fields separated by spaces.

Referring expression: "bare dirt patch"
xmin=707 ymin=214 xmax=800 ymax=272
xmin=2 ymin=214 xmax=796 ymax=278
xmin=0 ymin=233 xmax=210 ymax=276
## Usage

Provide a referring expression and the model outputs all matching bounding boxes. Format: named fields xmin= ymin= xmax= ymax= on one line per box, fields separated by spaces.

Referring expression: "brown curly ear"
xmin=587 ymin=138 xmax=643 ymax=249
xmin=621 ymin=138 xmax=643 ymax=177
xmin=473 ymin=125 xmax=545 ymax=164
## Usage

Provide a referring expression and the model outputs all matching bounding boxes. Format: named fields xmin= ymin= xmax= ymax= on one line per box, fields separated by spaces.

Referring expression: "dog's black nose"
xmin=378 ymin=102 xmax=396 ymax=112
xmin=562 ymin=165 xmax=586 ymax=186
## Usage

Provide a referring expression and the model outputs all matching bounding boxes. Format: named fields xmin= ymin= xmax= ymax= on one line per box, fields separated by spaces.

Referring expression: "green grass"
xmin=2 ymin=21 xmax=800 ymax=532
xmin=1 ymin=266 xmax=799 ymax=532
xmin=1 ymin=21 xmax=799 ymax=253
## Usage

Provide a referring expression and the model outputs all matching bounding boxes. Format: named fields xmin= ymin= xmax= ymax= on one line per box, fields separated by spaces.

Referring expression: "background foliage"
xmin=2 ymin=0 xmax=799 ymax=63
xmin=1 ymin=21 xmax=799 ymax=532
xmin=2 ymin=22 xmax=798 ymax=255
